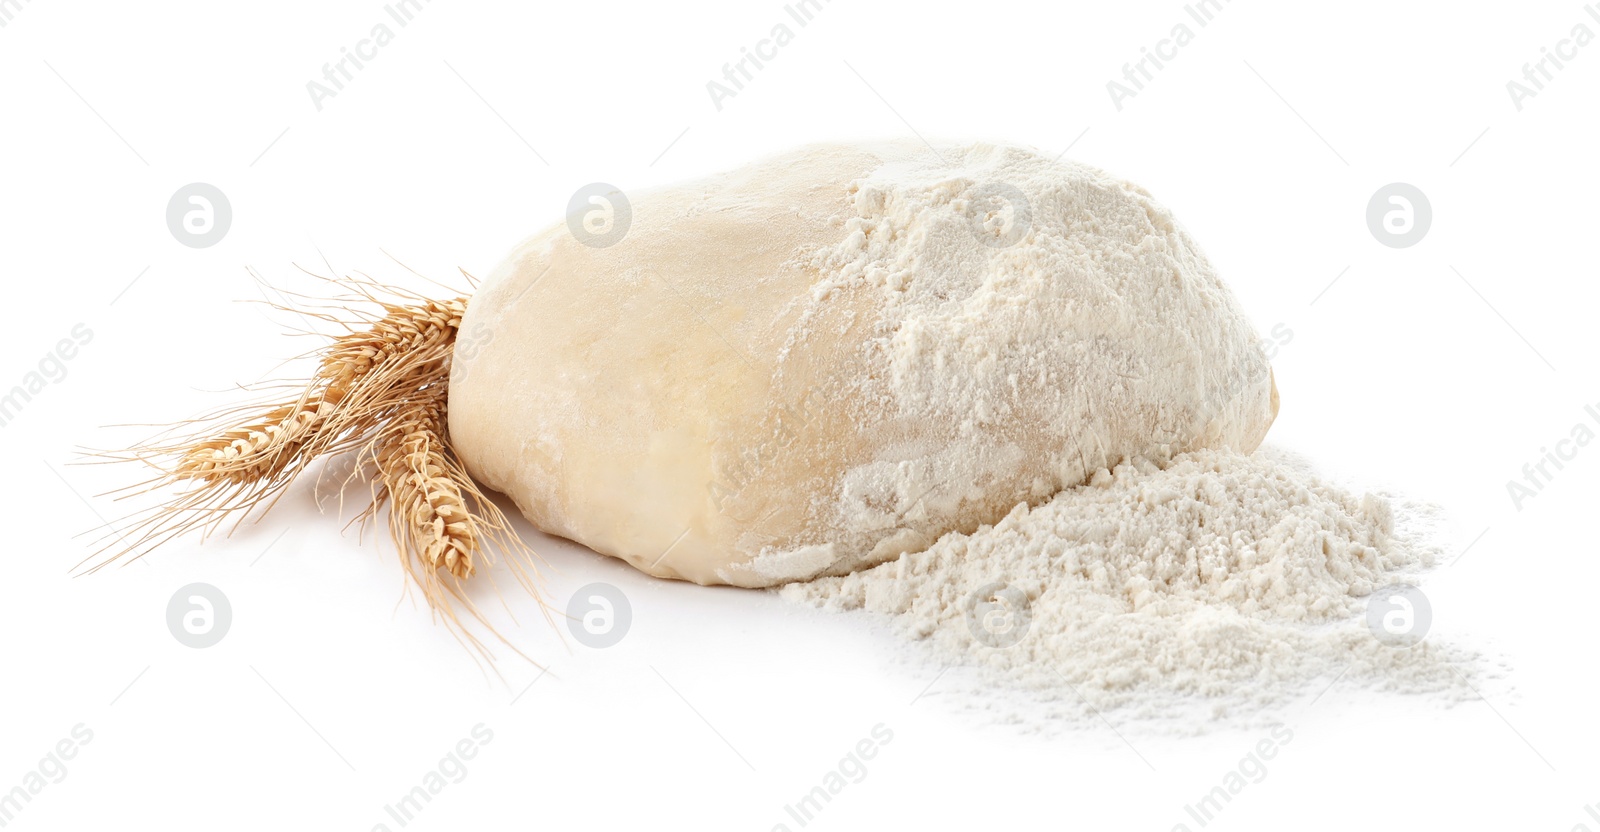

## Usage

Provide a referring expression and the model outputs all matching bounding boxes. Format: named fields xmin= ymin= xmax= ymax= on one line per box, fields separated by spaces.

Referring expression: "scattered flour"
xmin=783 ymin=446 xmax=1481 ymax=729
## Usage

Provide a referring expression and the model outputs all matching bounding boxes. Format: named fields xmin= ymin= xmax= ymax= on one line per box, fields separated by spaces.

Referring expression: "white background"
xmin=1 ymin=0 xmax=1596 ymax=829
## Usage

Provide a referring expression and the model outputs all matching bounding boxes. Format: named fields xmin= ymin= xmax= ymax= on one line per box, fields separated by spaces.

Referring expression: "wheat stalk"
xmin=85 ymin=273 xmax=548 ymax=665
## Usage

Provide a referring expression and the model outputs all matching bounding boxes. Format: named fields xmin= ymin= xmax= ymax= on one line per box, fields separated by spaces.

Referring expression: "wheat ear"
xmin=88 ymin=278 xmax=466 ymax=555
xmin=376 ymin=383 xmax=477 ymax=580
xmin=85 ymin=274 xmax=549 ymax=665
xmin=167 ymin=295 xmax=468 ymax=488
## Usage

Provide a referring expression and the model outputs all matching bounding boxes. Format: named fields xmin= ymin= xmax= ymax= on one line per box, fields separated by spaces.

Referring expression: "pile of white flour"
xmin=783 ymin=446 xmax=1478 ymax=727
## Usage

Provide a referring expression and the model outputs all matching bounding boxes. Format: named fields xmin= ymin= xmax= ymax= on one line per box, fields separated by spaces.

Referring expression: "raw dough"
xmin=448 ymin=141 xmax=1277 ymax=587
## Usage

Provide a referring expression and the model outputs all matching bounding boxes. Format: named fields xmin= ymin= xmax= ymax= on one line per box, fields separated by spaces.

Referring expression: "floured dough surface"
xmin=448 ymin=141 xmax=1278 ymax=587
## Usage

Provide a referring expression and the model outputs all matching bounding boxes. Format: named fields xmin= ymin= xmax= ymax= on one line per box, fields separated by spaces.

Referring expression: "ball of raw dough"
xmin=448 ymin=141 xmax=1277 ymax=587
